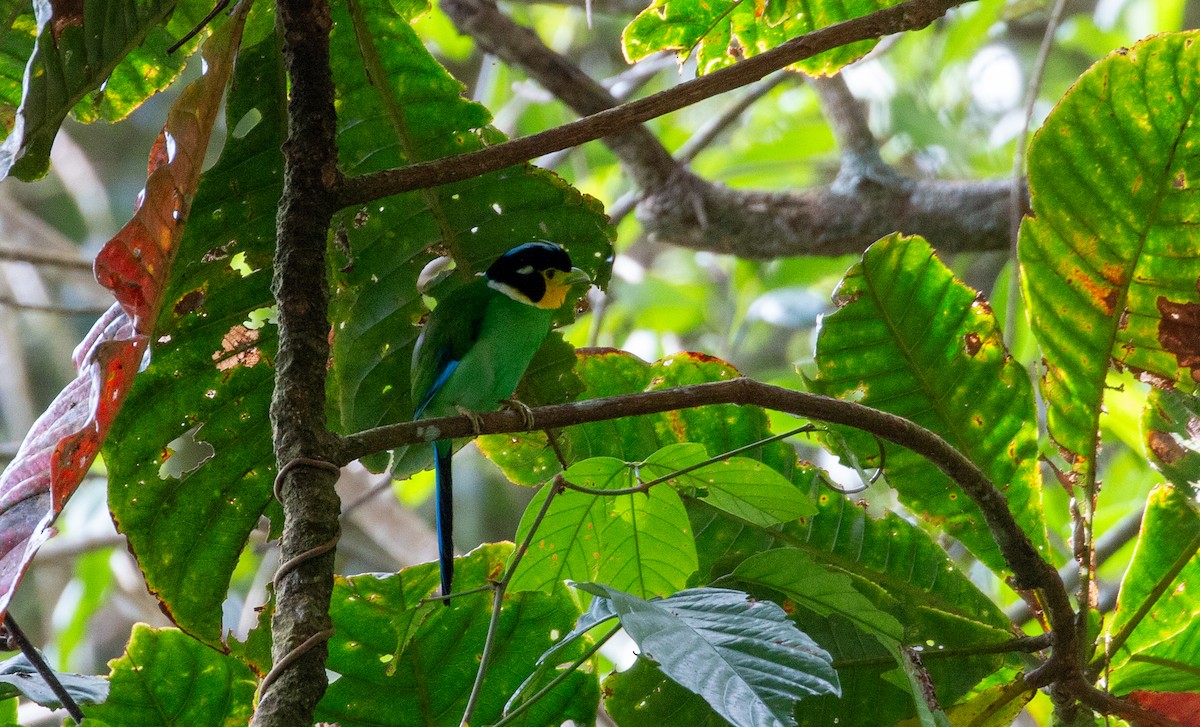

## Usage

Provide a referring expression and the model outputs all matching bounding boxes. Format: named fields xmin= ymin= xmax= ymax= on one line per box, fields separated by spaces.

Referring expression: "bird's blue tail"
xmin=434 ymin=440 xmax=454 ymax=605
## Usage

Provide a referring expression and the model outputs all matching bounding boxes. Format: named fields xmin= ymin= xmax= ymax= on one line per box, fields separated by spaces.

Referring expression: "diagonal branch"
xmin=337 ymin=0 xmax=972 ymax=214
xmin=439 ymin=0 xmax=1026 ymax=258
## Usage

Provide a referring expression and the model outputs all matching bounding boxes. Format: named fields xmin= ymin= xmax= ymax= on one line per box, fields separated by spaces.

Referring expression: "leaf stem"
xmin=492 ymin=623 xmax=622 ymax=727
xmin=2 ymin=614 xmax=85 ymax=723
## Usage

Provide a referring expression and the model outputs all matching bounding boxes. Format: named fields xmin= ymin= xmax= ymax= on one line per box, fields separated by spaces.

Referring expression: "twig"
xmin=0 ymin=296 xmax=111 ymax=316
xmin=0 ymin=247 xmax=93 ymax=272
xmin=167 ymin=0 xmax=231 ymax=54
xmin=2 ymin=614 xmax=85 ymax=723
xmin=1007 ymin=505 xmax=1145 ymax=625
xmin=460 ymin=476 xmax=565 ymax=725
xmin=338 ymin=0 xmax=970 ymax=207
xmin=494 ymin=623 xmax=622 ymax=726
xmin=559 ymin=424 xmax=816 ymax=496
xmin=810 ymin=74 xmax=907 ymax=192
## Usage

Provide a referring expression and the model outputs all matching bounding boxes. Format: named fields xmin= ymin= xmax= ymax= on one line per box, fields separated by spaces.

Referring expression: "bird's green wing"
xmin=410 ymin=279 xmax=492 ymax=416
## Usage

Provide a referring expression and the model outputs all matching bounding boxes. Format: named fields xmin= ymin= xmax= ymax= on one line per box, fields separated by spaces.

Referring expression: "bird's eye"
xmin=545 ymin=269 xmax=556 ymax=279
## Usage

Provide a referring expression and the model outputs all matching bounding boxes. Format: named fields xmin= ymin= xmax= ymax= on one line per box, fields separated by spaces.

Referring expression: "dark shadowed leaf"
xmin=315 ymin=544 xmax=599 ymax=727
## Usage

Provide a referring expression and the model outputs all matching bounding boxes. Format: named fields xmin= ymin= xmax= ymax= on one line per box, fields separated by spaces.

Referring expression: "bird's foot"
xmin=455 ymin=405 xmax=485 ymax=435
xmin=500 ymin=398 xmax=537 ymax=430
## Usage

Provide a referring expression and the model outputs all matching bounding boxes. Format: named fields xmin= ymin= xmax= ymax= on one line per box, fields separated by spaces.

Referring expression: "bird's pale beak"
xmin=561 ymin=267 xmax=591 ymax=287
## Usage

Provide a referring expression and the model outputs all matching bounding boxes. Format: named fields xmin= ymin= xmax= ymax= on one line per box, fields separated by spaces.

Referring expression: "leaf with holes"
xmin=0 ymin=4 xmax=249 ymax=627
xmin=83 ymin=625 xmax=256 ymax=726
xmin=103 ymin=23 xmax=281 ymax=648
xmin=1019 ymin=32 xmax=1200 ymax=485
xmin=811 ymin=234 xmax=1047 ymax=573
xmin=316 ymin=544 xmax=599 ymax=727
xmin=0 ymin=0 xmax=221 ymax=180
xmin=622 ymin=0 xmax=905 ymax=76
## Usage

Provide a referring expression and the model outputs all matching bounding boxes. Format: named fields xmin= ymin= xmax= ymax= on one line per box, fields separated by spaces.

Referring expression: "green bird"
xmin=411 ymin=241 xmax=590 ymax=602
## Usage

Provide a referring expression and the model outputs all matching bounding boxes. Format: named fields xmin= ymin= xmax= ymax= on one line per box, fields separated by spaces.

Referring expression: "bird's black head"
xmin=485 ymin=241 xmax=589 ymax=309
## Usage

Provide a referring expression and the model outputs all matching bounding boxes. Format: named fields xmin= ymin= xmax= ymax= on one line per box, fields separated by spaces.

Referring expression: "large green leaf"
xmin=1106 ymin=486 xmax=1200 ymax=679
xmin=1144 ymin=388 xmax=1200 ymax=494
xmin=104 ymin=28 xmax=284 ymax=647
xmin=622 ymin=0 xmax=904 ymax=76
xmin=641 ymin=442 xmax=816 ymax=527
xmin=326 ymin=0 xmax=612 ymax=447
xmin=610 ymin=488 xmax=1017 ymax=727
xmin=509 ymin=454 xmax=699 ymax=597
xmin=1019 ymin=32 xmax=1200 ymax=484
xmin=0 ymin=0 xmax=217 ymax=181
xmin=811 ymin=234 xmax=1047 ymax=573
xmin=316 ymin=544 xmax=599 ymax=726
xmin=580 ymin=583 xmax=839 ymax=727
xmin=83 ymin=625 xmax=256 ymax=726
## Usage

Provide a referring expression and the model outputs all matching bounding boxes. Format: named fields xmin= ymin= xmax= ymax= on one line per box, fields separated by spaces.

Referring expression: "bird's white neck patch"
xmin=488 ymin=278 xmax=537 ymax=306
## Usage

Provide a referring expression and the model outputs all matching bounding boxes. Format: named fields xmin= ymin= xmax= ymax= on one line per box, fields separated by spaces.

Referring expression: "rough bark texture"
xmin=252 ymin=0 xmax=341 ymax=724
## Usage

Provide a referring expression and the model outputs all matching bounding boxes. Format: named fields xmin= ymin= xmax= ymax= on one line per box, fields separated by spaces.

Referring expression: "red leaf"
xmin=0 ymin=2 xmax=252 ymax=621
xmin=1128 ymin=690 xmax=1200 ymax=727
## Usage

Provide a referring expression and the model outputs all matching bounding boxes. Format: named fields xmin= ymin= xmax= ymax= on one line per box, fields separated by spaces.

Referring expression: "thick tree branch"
xmin=253 ymin=0 xmax=342 ymax=725
xmin=337 ymin=0 xmax=971 ymax=213
xmin=440 ymin=0 xmax=1026 ymax=258
xmin=337 ymin=379 xmax=1058 ymax=592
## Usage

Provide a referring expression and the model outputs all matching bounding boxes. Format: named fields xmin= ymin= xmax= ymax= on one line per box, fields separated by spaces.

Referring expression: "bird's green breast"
xmin=420 ymin=289 xmax=554 ymax=418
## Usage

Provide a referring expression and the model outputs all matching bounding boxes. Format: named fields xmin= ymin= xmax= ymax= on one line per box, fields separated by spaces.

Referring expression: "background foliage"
xmin=0 ymin=0 xmax=1197 ymax=725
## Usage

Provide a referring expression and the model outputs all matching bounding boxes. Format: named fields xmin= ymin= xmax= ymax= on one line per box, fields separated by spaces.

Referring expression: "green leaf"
xmin=509 ymin=455 xmax=699 ymax=598
xmin=325 ymin=0 xmax=612 ymax=448
xmin=896 ymin=681 xmax=1034 ymax=727
xmin=1144 ymin=388 xmax=1200 ymax=494
xmin=1107 ymin=485 xmax=1200 ymax=669
xmin=811 ymin=233 xmax=1047 ymax=573
xmin=105 ymin=27 xmax=284 ymax=646
xmin=0 ymin=0 xmax=218 ymax=180
xmin=1019 ymin=32 xmax=1200 ymax=484
xmin=579 ymin=584 xmax=839 ymax=727
xmin=316 ymin=544 xmax=599 ymax=727
xmin=733 ymin=548 xmax=903 ymax=645
xmin=622 ymin=0 xmax=904 ymax=76
xmin=0 ymin=653 xmax=108 ymax=709
xmin=642 ymin=442 xmax=816 ymax=526
xmin=84 ymin=625 xmax=256 ymax=726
